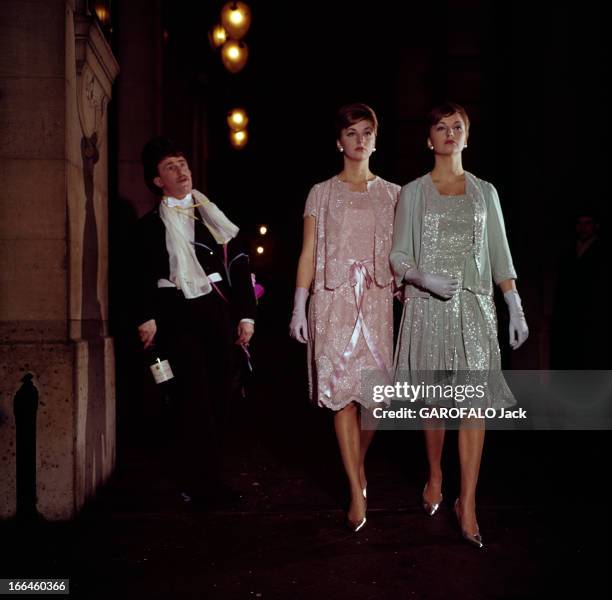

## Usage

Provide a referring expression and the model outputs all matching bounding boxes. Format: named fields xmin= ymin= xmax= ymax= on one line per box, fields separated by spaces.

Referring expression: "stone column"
xmin=0 ymin=0 xmax=119 ymax=520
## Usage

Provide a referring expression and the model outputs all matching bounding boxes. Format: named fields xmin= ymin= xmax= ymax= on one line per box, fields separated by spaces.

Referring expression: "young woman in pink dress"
xmin=289 ymin=103 xmax=399 ymax=532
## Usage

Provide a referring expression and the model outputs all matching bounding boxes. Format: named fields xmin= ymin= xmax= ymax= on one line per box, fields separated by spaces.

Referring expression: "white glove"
xmin=404 ymin=268 xmax=459 ymax=300
xmin=504 ymin=290 xmax=529 ymax=350
xmin=289 ymin=287 xmax=309 ymax=343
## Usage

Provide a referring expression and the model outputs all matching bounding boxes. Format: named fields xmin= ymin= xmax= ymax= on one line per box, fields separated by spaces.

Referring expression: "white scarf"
xmin=159 ymin=189 xmax=239 ymax=299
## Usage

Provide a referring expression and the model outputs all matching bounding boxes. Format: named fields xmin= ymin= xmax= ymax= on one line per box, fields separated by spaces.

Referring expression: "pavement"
xmin=1 ymin=322 xmax=610 ymax=599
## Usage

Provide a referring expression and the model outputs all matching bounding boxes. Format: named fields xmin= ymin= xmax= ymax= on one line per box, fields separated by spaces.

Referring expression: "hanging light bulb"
xmin=220 ymin=40 xmax=249 ymax=73
xmin=229 ymin=128 xmax=248 ymax=149
xmin=94 ymin=4 xmax=110 ymax=26
xmin=256 ymin=246 xmax=264 ymax=255
xmin=209 ymin=24 xmax=227 ymax=49
xmin=227 ymin=108 xmax=249 ymax=130
xmin=259 ymin=225 xmax=268 ymax=235
xmin=220 ymin=1 xmax=252 ymax=40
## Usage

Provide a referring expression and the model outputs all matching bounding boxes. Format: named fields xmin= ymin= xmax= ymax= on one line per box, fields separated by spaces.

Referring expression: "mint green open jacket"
xmin=390 ymin=172 xmax=517 ymax=297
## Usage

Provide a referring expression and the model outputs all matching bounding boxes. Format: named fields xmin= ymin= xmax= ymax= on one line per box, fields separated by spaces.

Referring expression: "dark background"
xmin=127 ymin=0 xmax=609 ymax=314
xmin=105 ymin=0 xmax=612 ymax=451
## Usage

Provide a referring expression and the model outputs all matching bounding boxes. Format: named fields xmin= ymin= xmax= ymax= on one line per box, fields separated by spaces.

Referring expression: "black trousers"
xmin=154 ymin=288 xmax=235 ymax=493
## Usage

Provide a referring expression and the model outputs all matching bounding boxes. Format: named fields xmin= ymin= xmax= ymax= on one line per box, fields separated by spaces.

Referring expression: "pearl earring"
xmin=338 ymin=146 xmax=344 ymax=152
xmin=428 ymin=145 xmax=434 ymax=150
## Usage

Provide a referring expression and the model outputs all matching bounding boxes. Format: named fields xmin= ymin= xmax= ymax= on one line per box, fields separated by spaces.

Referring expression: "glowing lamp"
xmin=221 ymin=40 xmax=249 ymax=73
xmin=230 ymin=128 xmax=249 ymax=149
xmin=209 ymin=24 xmax=227 ymax=48
xmin=220 ymin=1 xmax=252 ymax=40
xmin=227 ymin=108 xmax=249 ymax=130
xmin=94 ymin=5 xmax=110 ymax=25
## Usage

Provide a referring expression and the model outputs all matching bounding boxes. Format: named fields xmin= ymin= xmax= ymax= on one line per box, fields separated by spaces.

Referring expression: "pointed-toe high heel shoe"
xmin=347 ymin=514 xmax=367 ymax=532
xmin=421 ymin=482 xmax=442 ymax=516
xmin=454 ymin=498 xmax=484 ymax=548
xmin=347 ymin=491 xmax=367 ymax=532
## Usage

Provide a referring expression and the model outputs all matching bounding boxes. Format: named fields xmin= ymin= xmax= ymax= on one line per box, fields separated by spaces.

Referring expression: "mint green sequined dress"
xmin=393 ymin=183 xmax=515 ymax=408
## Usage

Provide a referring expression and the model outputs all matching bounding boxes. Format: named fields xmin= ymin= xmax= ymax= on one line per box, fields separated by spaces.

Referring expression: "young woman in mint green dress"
xmin=391 ymin=102 xmax=529 ymax=548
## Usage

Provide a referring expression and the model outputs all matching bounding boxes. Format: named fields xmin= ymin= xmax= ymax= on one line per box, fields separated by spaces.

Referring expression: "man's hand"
xmin=138 ymin=319 xmax=157 ymax=349
xmin=236 ymin=321 xmax=255 ymax=346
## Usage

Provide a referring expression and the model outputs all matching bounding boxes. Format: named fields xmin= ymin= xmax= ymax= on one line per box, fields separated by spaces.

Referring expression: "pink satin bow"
xmin=324 ymin=260 xmax=389 ymax=401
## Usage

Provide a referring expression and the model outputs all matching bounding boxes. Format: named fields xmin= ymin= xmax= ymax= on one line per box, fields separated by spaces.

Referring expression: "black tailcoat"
xmin=132 ymin=206 xmax=257 ymax=492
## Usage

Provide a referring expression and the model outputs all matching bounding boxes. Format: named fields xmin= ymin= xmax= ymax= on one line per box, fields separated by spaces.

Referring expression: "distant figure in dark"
xmin=135 ymin=136 xmax=257 ymax=507
xmin=551 ymin=211 xmax=610 ymax=369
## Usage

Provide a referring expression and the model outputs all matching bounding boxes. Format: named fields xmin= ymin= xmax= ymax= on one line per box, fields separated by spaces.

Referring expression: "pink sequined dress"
xmin=303 ymin=176 xmax=400 ymax=410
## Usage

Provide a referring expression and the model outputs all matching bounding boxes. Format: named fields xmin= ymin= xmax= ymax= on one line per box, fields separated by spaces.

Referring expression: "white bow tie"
xmin=166 ymin=194 xmax=193 ymax=209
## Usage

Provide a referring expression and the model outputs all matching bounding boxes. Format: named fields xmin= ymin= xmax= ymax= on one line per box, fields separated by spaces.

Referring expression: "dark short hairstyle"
xmin=335 ymin=103 xmax=378 ymax=139
xmin=141 ymin=136 xmax=187 ymax=195
xmin=426 ymin=102 xmax=470 ymax=135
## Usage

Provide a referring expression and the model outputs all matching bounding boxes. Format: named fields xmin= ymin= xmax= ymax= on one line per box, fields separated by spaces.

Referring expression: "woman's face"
xmin=428 ymin=112 xmax=468 ymax=155
xmin=338 ymin=119 xmax=376 ymax=161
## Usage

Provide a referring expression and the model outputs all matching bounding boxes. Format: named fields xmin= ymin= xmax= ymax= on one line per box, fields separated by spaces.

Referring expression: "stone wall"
xmin=0 ymin=0 xmax=118 ymax=520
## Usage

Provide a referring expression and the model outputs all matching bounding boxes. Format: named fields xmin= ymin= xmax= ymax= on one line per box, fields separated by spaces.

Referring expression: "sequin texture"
xmin=393 ymin=178 xmax=515 ymax=408
xmin=304 ymin=176 xmax=400 ymax=410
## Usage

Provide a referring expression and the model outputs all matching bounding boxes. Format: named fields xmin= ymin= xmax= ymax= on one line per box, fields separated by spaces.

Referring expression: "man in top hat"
xmin=135 ymin=136 xmax=256 ymax=506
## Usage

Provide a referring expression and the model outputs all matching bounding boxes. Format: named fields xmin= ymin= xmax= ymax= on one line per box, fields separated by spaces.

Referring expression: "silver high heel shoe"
xmin=422 ymin=482 xmax=442 ymax=516
xmin=347 ymin=515 xmax=367 ymax=532
xmin=347 ymin=489 xmax=367 ymax=532
xmin=454 ymin=498 xmax=484 ymax=548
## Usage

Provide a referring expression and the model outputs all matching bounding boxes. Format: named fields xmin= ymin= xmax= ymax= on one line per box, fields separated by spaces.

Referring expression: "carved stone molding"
xmin=74 ymin=14 xmax=119 ymax=138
